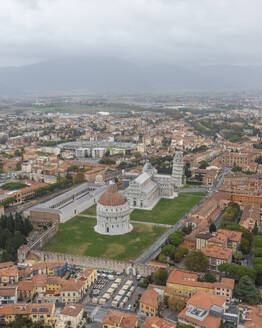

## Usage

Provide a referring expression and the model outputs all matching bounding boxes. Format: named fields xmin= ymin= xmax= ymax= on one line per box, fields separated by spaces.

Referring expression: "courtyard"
xmin=43 ymin=216 xmax=168 ymax=261
xmin=130 ymin=191 xmax=206 ymax=225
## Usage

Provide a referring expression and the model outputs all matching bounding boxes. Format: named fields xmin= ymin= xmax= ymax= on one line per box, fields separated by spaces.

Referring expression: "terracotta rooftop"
xmin=60 ymin=303 xmax=83 ymax=317
xmin=241 ymin=305 xmax=262 ymax=328
xmin=18 ymin=281 xmax=35 ymax=291
xmin=141 ymin=317 xmax=176 ymax=328
xmin=203 ymin=245 xmax=232 ymax=260
xmin=0 ymin=303 xmax=53 ymax=315
xmin=0 ymin=286 xmax=17 ymax=297
xmin=140 ymin=286 xmax=160 ymax=309
xmin=167 ymin=269 xmax=234 ymax=291
xmin=0 ymin=266 xmax=18 ymax=277
xmin=102 ymin=310 xmax=139 ymax=328
xmin=187 ymin=290 xmax=226 ymax=310
xmin=178 ymin=307 xmax=221 ymax=328
xmin=98 ymin=183 xmax=126 ymax=206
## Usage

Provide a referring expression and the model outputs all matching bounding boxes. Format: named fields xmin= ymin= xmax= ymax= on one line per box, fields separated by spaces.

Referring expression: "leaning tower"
xmin=172 ymin=151 xmax=184 ymax=188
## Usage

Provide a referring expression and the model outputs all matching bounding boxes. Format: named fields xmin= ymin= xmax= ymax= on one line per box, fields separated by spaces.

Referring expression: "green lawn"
xmin=130 ymin=192 xmax=206 ymax=225
xmin=43 ymin=216 xmax=167 ymax=261
xmin=82 ymin=205 xmax=96 ymax=216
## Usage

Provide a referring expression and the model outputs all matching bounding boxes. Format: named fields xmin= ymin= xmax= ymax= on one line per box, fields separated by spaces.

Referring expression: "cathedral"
xmin=94 ymin=152 xmax=184 ymax=235
xmin=124 ymin=151 xmax=184 ymax=210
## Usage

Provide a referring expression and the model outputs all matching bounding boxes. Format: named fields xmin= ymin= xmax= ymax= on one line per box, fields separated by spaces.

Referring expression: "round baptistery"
xmin=94 ymin=183 xmax=133 ymax=235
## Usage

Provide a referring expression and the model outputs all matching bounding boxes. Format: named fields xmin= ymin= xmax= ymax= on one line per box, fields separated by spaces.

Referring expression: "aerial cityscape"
xmin=0 ymin=1 xmax=262 ymax=328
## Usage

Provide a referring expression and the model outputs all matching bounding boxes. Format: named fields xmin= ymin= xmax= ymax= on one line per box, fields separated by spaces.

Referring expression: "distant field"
xmin=130 ymin=192 xmax=206 ymax=225
xmin=43 ymin=216 xmax=167 ymax=261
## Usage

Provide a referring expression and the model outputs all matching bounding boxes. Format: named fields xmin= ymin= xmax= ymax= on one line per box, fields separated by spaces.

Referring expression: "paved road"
xmin=134 ymin=167 xmax=230 ymax=264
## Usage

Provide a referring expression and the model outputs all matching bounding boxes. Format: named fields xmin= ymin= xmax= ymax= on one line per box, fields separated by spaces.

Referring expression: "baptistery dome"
xmin=94 ymin=183 xmax=133 ymax=235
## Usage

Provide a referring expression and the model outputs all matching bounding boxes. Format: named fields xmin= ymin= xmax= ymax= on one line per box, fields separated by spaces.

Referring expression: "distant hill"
xmin=0 ymin=57 xmax=262 ymax=95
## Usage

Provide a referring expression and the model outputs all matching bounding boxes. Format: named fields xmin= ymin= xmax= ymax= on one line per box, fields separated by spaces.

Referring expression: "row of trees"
xmin=26 ymin=177 xmax=73 ymax=200
xmin=0 ymin=213 xmax=33 ymax=262
xmin=158 ymin=231 xmax=189 ymax=263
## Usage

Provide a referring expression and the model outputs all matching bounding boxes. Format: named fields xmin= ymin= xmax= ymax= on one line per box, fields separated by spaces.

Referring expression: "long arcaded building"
xmin=24 ymin=182 xmax=106 ymax=227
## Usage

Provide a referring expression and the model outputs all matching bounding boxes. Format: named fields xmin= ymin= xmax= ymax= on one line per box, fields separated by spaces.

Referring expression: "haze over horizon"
xmin=1 ymin=1 xmax=262 ymax=95
xmin=1 ymin=0 xmax=262 ymax=68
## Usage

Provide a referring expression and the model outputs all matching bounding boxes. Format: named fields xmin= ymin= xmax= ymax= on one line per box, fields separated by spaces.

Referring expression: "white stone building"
xmin=171 ymin=151 xmax=184 ymax=188
xmin=94 ymin=183 xmax=133 ymax=235
xmin=124 ymin=152 xmax=184 ymax=210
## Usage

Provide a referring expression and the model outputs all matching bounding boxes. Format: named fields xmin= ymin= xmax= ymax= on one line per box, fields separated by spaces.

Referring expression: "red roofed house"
xmin=141 ymin=316 xmax=176 ymax=328
xmin=203 ymin=245 xmax=233 ymax=271
xmin=178 ymin=291 xmax=226 ymax=328
xmin=102 ymin=310 xmax=139 ymax=328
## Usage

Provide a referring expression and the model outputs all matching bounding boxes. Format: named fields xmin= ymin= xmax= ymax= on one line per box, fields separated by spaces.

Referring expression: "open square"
xmin=130 ymin=192 xmax=206 ymax=225
xmin=43 ymin=216 xmax=168 ymax=261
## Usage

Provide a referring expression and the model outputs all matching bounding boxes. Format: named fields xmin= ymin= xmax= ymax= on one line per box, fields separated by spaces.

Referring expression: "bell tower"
xmin=172 ymin=151 xmax=184 ymax=188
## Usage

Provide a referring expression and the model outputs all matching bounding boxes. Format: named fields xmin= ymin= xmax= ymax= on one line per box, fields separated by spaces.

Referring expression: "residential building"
xmin=0 ymin=287 xmax=17 ymax=305
xmin=0 ymin=266 xmax=19 ymax=286
xmin=178 ymin=291 xmax=226 ymax=328
xmin=166 ymin=269 xmax=234 ymax=302
xmin=0 ymin=303 xmax=55 ymax=325
xmin=139 ymin=285 xmax=164 ymax=317
xmin=141 ymin=317 xmax=176 ymax=328
xmin=203 ymin=245 xmax=233 ymax=271
xmin=60 ymin=279 xmax=85 ymax=303
xmin=102 ymin=310 xmax=139 ymax=328
xmin=57 ymin=303 xmax=84 ymax=328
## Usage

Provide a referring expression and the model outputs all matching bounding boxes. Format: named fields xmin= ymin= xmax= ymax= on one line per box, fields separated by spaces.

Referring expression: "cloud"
xmin=0 ymin=0 xmax=261 ymax=66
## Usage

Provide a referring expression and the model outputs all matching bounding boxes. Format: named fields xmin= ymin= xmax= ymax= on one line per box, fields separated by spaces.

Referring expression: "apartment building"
xmin=166 ymin=269 xmax=234 ymax=302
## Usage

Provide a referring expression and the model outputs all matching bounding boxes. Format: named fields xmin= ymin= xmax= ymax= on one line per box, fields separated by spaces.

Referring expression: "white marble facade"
xmin=94 ymin=184 xmax=133 ymax=235
xmin=125 ymin=152 xmax=183 ymax=210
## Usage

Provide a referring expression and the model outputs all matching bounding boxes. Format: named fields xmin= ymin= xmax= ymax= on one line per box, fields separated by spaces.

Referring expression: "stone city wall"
xmin=28 ymin=249 xmax=158 ymax=276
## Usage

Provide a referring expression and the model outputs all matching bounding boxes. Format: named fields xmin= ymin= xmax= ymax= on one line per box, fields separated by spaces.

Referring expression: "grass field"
xmin=130 ymin=192 xmax=206 ymax=225
xmin=43 ymin=216 xmax=167 ymax=261
xmin=82 ymin=205 xmax=96 ymax=216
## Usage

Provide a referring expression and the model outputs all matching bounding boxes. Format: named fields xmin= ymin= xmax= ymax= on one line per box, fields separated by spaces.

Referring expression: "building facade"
xmin=95 ymin=183 xmax=133 ymax=235
xmin=125 ymin=152 xmax=183 ymax=210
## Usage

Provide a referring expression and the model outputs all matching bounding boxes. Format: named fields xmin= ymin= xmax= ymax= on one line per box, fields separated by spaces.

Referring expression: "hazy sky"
xmin=0 ymin=0 xmax=261 ymax=67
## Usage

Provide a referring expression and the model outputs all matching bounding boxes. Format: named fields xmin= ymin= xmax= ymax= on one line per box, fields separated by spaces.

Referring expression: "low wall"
xmin=27 ymin=249 xmax=158 ymax=277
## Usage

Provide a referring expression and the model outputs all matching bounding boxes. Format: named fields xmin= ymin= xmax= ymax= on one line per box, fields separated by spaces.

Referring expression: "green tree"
xmin=158 ymin=253 xmax=167 ymax=263
xmin=254 ymin=236 xmax=262 ymax=248
xmin=167 ymin=231 xmax=184 ymax=247
xmin=254 ymin=248 xmax=262 ymax=257
xmin=218 ymin=263 xmax=256 ymax=281
xmin=234 ymin=275 xmax=260 ymax=304
xmin=202 ymin=272 xmax=216 ymax=283
xmin=161 ymin=245 xmax=176 ymax=258
xmin=177 ymin=324 xmax=195 ymax=328
xmin=184 ymin=162 xmax=191 ymax=178
xmin=240 ymin=238 xmax=251 ymax=255
xmin=253 ymin=221 xmax=259 ymax=235
xmin=174 ymin=246 xmax=189 ymax=263
xmin=184 ymin=251 xmax=209 ymax=272
xmin=153 ymin=268 xmax=168 ymax=286
xmin=232 ymin=165 xmax=242 ymax=172
xmin=209 ymin=222 xmax=217 ymax=233
xmin=199 ymin=160 xmax=208 ymax=169
xmin=219 ymin=320 xmax=224 ymax=328
xmin=167 ymin=295 xmax=186 ymax=312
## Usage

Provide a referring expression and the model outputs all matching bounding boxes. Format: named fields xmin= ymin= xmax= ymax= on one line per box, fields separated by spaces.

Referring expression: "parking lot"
xmin=83 ymin=269 xmax=144 ymax=313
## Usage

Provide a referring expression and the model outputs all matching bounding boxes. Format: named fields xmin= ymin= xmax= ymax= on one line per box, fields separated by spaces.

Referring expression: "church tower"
xmin=172 ymin=151 xmax=184 ymax=188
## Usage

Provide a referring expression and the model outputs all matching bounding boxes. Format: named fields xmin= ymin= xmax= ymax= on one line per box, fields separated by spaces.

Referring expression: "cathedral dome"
xmin=98 ymin=183 xmax=126 ymax=206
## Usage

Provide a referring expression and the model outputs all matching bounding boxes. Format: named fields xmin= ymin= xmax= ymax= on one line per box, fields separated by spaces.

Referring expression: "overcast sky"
xmin=0 ymin=0 xmax=261 ymax=67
